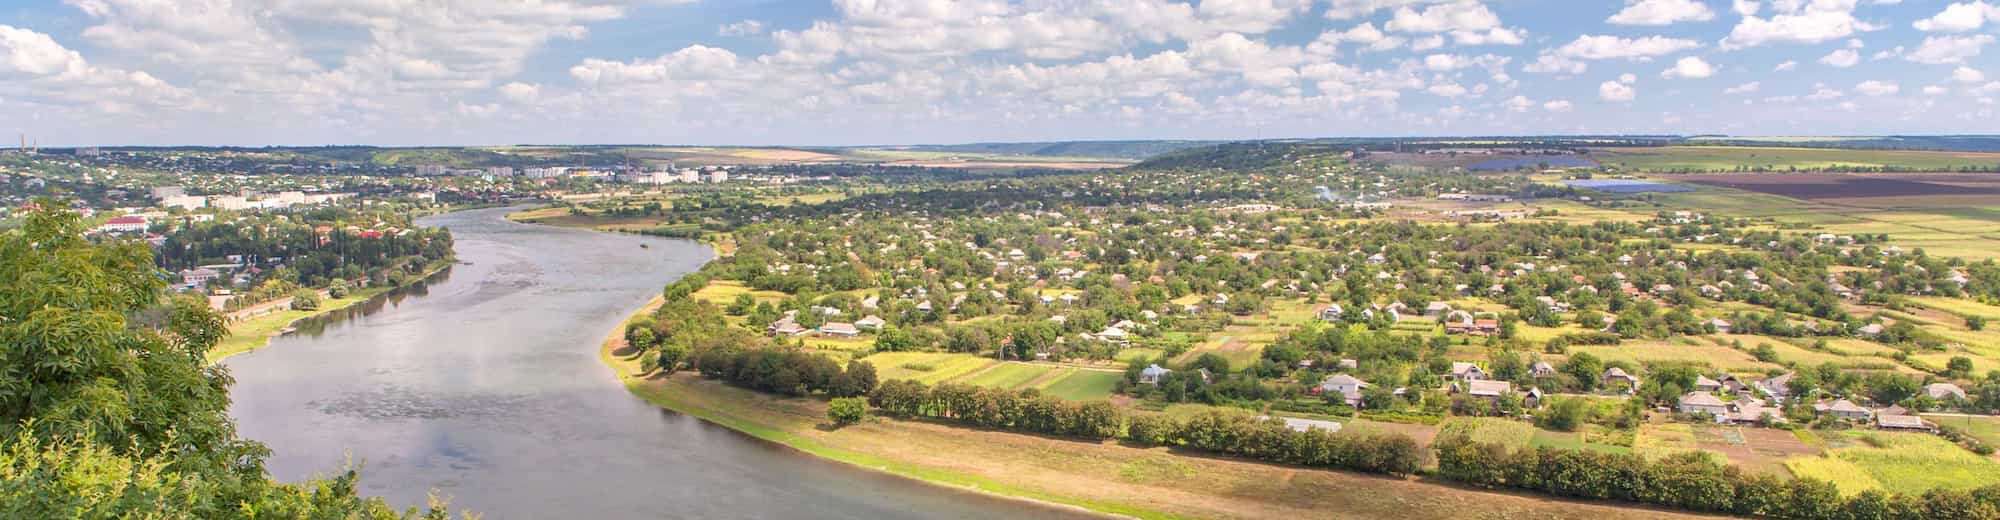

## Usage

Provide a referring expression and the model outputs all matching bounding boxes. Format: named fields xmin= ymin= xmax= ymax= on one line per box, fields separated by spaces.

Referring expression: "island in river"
xmin=224 ymin=206 xmax=1094 ymax=519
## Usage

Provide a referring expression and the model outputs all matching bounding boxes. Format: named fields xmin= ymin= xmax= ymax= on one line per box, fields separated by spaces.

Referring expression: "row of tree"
xmin=694 ymin=348 xmax=878 ymax=398
xmin=1435 ymin=434 xmax=2000 ymax=519
xmin=865 ymin=378 xmax=1423 ymax=477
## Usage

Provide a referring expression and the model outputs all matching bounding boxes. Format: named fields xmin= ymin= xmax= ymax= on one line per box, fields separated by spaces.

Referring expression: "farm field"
xmin=1632 ymin=184 xmax=2000 ymax=260
xmin=1782 ymin=432 xmax=2000 ymax=496
xmin=1679 ymin=173 xmax=2000 ymax=200
xmin=1591 ymin=146 xmax=2000 ymax=173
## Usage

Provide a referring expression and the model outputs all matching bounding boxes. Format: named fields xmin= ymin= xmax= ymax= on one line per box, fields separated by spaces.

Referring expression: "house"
xmin=1709 ymin=318 xmax=1732 ymax=334
xmin=1925 ymin=382 xmax=1967 ymax=401
xmin=1139 ymin=365 xmax=1172 ymax=385
xmin=1448 ymin=362 xmax=1487 ymax=381
xmin=1522 ymin=387 xmax=1545 ymax=408
xmin=1337 ymin=358 xmax=1358 ymax=370
xmin=768 ymin=318 xmax=808 ymax=337
xmin=1601 ymin=367 xmax=1640 ymax=393
xmin=180 ymin=267 xmax=221 ymax=286
xmin=1455 ymin=379 xmax=1512 ymax=399
xmin=1679 ymin=391 xmax=1730 ymax=417
xmin=96 ymin=216 xmax=149 ymax=234
xmin=1425 ymin=301 xmax=1453 ymax=317
xmin=1730 ymin=399 xmax=1785 ymax=424
xmin=1530 ymin=361 xmax=1557 ymax=378
xmin=1095 ymin=326 xmax=1129 ymax=344
xmin=1757 ymin=372 xmax=1796 ymax=400
xmin=1856 ymin=323 xmax=1884 ymax=337
xmin=855 ymin=315 xmax=886 ymax=330
xmin=1876 ymin=414 xmax=1931 ymax=432
xmin=1814 ymin=399 xmax=1872 ymax=420
xmin=1317 ymin=303 xmax=1345 ymax=322
xmin=1320 ymin=374 xmax=1370 ymax=407
xmin=1719 ymin=375 xmax=1751 ymax=395
xmin=915 ymin=300 xmax=934 ymax=313
xmin=819 ymin=322 xmax=860 ymax=337
xmin=1693 ymin=375 xmax=1723 ymax=393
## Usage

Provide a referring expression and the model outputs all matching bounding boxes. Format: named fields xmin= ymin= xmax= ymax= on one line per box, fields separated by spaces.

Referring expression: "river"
xmin=226 ymin=206 xmax=1090 ymax=519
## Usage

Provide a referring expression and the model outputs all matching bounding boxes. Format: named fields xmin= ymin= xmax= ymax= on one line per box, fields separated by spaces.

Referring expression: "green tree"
xmin=828 ymin=397 xmax=868 ymax=426
xmin=291 ymin=289 xmax=321 ymax=311
xmin=0 ymin=203 xmax=449 ymax=517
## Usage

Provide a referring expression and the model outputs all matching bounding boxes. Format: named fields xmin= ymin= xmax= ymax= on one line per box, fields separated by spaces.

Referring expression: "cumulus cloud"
xmin=1912 ymin=1 xmax=2000 ymax=32
xmin=1723 ymin=81 xmax=1761 ymax=94
xmin=1599 ymin=79 xmax=1636 ymax=101
xmin=1607 ymin=0 xmax=1716 ymax=25
xmin=1721 ymin=0 xmax=1879 ymax=49
xmin=1381 ymin=1 xmax=1524 ymax=46
xmin=1905 ymin=34 xmax=1994 ymax=64
xmin=719 ymin=20 xmax=765 ymax=37
xmin=1955 ymin=66 xmax=1987 ymax=83
xmin=0 ymin=24 xmax=193 ymax=112
xmin=1543 ymin=99 xmax=1574 ymax=111
xmin=1660 ymin=56 xmax=1715 ymax=78
xmin=1855 ymin=79 xmax=1899 ymax=96
xmin=1552 ymin=35 xmax=1701 ymax=60
xmin=1819 ymin=48 xmax=1860 ymax=67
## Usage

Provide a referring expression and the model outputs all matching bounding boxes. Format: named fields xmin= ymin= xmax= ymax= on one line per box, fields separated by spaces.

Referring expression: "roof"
xmin=1877 ymin=414 xmax=1927 ymax=429
xmin=1141 ymin=364 xmax=1171 ymax=377
xmin=1694 ymin=375 xmax=1721 ymax=388
xmin=1466 ymin=380 xmax=1512 ymax=396
xmin=819 ymin=322 xmax=858 ymax=333
xmin=1818 ymin=399 xmax=1869 ymax=414
xmin=105 ymin=216 xmax=147 ymax=224
xmin=1603 ymin=367 xmax=1631 ymax=378
xmin=1450 ymin=362 xmax=1482 ymax=375
xmin=1926 ymin=382 xmax=1967 ymax=399
xmin=1680 ymin=391 xmax=1726 ymax=407
xmin=1322 ymin=374 xmax=1369 ymax=388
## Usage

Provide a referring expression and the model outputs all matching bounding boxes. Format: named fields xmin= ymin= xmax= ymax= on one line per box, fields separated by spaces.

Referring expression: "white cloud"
xmin=498 ymin=82 xmax=540 ymax=102
xmin=1906 ymin=35 xmax=1995 ymax=64
xmin=0 ymin=24 xmax=192 ymax=112
xmin=1660 ymin=56 xmax=1715 ymax=78
xmin=1724 ymin=81 xmax=1761 ymax=94
xmin=1855 ymin=79 xmax=1899 ymax=96
xmin=1608 ymin=0 xmax=1716 ymax=25
xmin=1773 ymin=60 xmax=1798 ymax=71
xmin=1620 ymin=72 xmax=1638 ymax=83
xmin=1912 ymin=1 xmax=2000 ymax=33
xmin=1543 ymin=99 xmax=1574 ymax=111
xmin=1551 ymin=35 xmax=1701 ymax=60
xmin=1599 ymin=80 xmax=1636 ymax=101
xmin=1819 ymin=48 xmax=1860 ymax=67
xmin=1732 ymin=0 xmax=1760 ymax=16
xmin=1503 ymin=94 xmax=1531 ymax=111
xmin=1381 ymin=1 xmax=1524 ymax=46
xmin=1721 ymin=0 xmax=1879 ymax=49
xmin=719 ymin=20 xmax=765 ymax=37
xmin=1427 ymin=82 xmax=1468 ymax=96
xmin=1523 ymin=55 xmax=1587 ymax=74
xmin=1955 ymin=66 xmax=1987 ymax=83
xmin=1925 ymin=84 xmax=1949 ymax=95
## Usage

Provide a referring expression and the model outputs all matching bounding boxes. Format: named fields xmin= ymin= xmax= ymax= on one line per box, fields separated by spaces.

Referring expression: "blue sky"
xmin=1 ymin=0 xmax=1997 ymax=146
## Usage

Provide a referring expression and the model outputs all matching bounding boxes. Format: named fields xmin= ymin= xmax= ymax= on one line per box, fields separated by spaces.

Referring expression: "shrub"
xmin=828 ymin=397 xmax=868 ymax=426
xmin=290 ymin=290 xmax=321 ymax=311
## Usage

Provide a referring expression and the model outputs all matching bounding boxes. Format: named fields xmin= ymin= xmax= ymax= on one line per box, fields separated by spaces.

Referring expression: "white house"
xmin=1139 ymin=365 xmax=1172 ymax=385
xmin=1320 ymin=374 xmax=1370 ymax=407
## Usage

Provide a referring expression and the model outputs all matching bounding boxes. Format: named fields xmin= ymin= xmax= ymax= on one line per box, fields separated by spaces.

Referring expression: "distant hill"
xmin=1681 ymin=135 xmax=2000 ymax=152
xmin=1133 ymin=141 xmax=1352 ymax=170
xmin=874 ymin=140 xmax=1222 ymax=160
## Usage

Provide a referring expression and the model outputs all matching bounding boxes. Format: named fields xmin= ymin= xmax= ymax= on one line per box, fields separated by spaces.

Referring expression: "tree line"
xmin=866 ymin=378 xmax=1423 ymax=477
xmin=1435 ymin=433 xmax=2000 ymax=519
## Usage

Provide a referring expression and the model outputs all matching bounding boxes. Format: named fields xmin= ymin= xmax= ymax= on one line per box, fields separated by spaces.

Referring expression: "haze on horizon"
xmin=3 ymin=0 xmax=1999 ymax=147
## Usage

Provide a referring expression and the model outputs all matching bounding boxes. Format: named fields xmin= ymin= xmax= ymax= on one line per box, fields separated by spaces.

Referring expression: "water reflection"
xmin=225 ymin=206 xmax=1095 ymax=519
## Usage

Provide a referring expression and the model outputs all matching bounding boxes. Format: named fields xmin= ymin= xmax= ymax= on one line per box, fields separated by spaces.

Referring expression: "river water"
xmin=226 ymin=206 xmax=1089 ymax=519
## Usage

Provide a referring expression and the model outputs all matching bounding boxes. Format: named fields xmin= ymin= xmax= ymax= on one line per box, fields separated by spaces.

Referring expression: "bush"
xmin=828 ymin=397 xmax=868 ymax=426
xmin=290 ymin=290 xmax=321 ymax=311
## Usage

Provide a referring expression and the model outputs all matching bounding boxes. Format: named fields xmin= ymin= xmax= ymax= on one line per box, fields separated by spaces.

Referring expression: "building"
xmin=1317 ymin=303 xmax=1344 ymax=322
xmin=818 ymin=322 xmax=860 ymax=337
xmin=707 ymin=170 xmax=729 ymax=183
xmin=1448 ymin=362 xmax=1487 ymax=381
xmin=855 ymin=315 xmax=886 ymax=330
xmin=1678 ymin=391 xmax=1729 ymax=416
xmin=1139 ymin=364 xmax=1172 ymax=385
xmin=1455 ymin=379 xmax=1512 ymax=399
xmin=1814 ymin=399 xmax=1872 ymax=420
xmin=1601 ymin=367 xmax=1641 ymax=393
xmin=1319 ymin=374 xmax=1370 ymax=407
xmin=413 ymin=164 xmax=448 ymax=176
xmin=96 ymin=216 xmax=149 ymax=234
xmin=1925 ymin=382 xmax=1967 ymax=401
xmin=1875 ymin=414 xmax=1931 ymax=431
xmin=180 ymin=267 xmax=220 ymax=287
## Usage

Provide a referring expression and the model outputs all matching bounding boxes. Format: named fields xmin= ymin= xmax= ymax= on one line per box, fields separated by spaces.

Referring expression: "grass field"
xmin=1441 ymin=418 xmax=1538 ymax=449
xmin=960 ymin=363 xmax=1054 ymax=389
xmin=1783 ymin=432 xmax=2000 ymax=496
xmin=1593 ymin=146 xmax=2000 ymax=173
xmin=866 ymin=352 xmax=1000 ymax=384
xmin=1926 ymin=414 xmax=2000 ymax=448
xmin=1040 ymin=370 xmax=1122 ymax=401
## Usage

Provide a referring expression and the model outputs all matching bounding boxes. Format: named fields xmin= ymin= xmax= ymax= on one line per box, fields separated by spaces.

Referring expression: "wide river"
xmin=226 ymin=206 xmax=1090 ymax=519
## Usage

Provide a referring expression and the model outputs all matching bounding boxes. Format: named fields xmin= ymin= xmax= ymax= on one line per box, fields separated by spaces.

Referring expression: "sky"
xmin=1 ymin=0 xmax=1998 ymax=147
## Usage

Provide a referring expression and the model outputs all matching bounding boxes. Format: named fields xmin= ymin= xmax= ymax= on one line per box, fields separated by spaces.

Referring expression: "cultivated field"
xmin=1591 ymin=146 xmax=2000 ymax=173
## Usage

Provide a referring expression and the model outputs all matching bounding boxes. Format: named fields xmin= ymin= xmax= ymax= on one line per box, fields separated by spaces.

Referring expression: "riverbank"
xmin=596 ymin=303 xmax=1713 ymax=520
xmin=208 ymin=260 xmax=453 ymax=363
